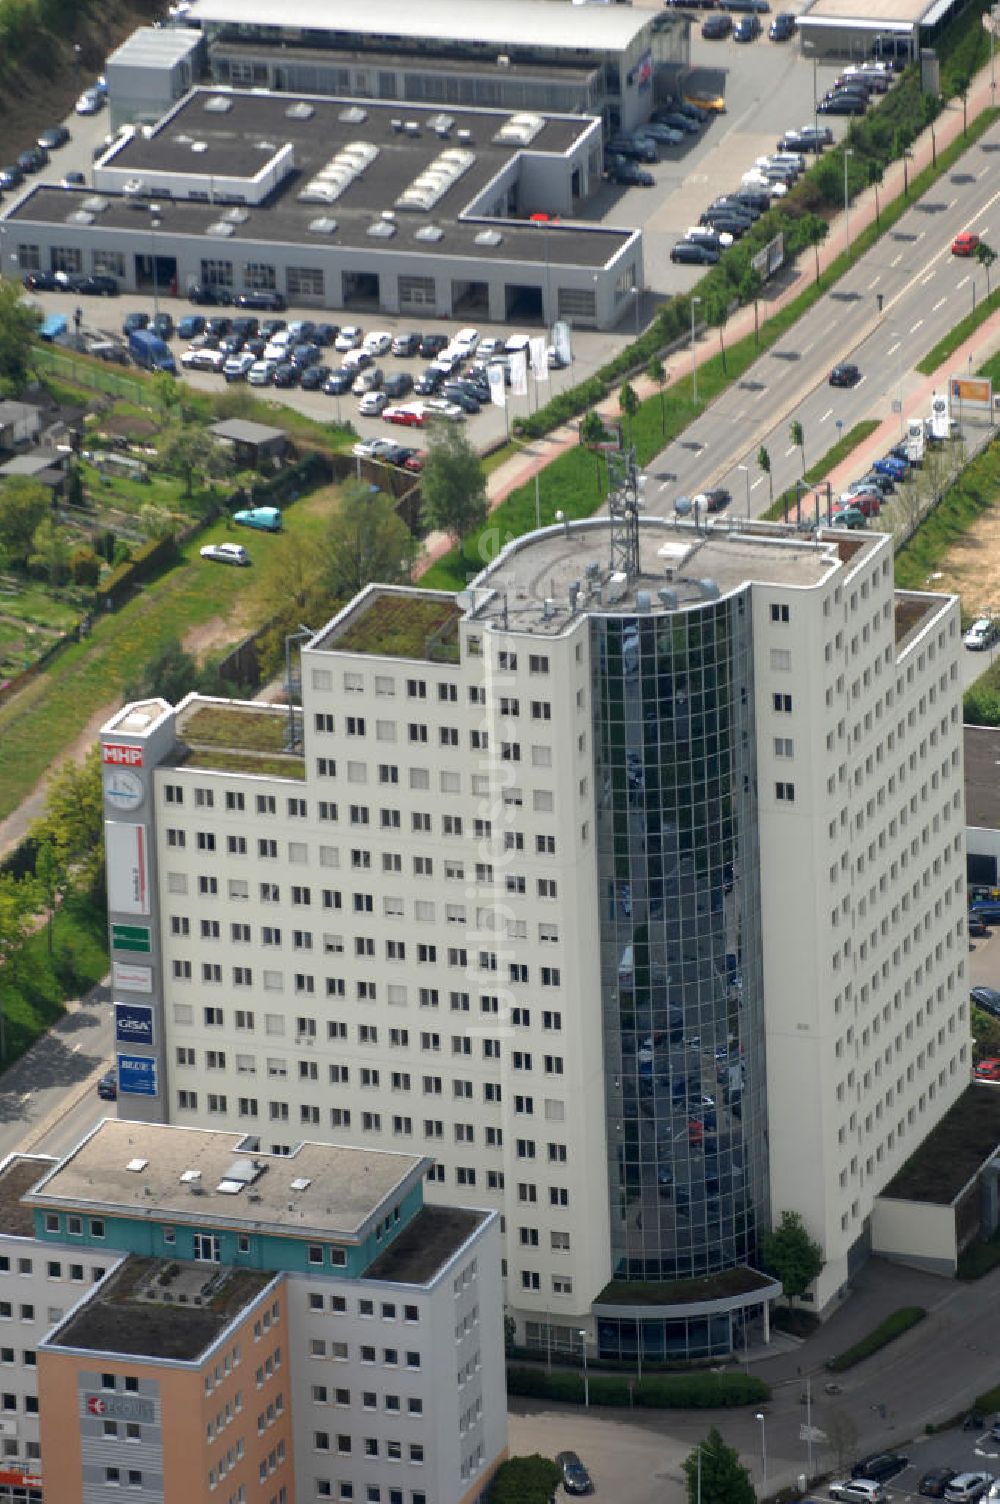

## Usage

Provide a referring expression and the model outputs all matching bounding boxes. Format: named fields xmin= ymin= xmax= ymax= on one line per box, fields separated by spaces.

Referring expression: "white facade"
xmin=101 ymin=518 xmax=970 ymax=1336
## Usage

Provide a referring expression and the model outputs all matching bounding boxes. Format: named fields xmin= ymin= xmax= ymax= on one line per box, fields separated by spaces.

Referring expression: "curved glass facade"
xmin=591 ymin=593 xmax=769 ymax=1290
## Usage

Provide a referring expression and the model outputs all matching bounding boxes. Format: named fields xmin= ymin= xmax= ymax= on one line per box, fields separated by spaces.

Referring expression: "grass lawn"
xmin=183 ymin=702 xmax=291 ymax=751
xmin=2 ymin=895 xmax=108 ymax=1070
xmin=761 ymin=420 xmax=881 ymax=521
xmin=893 ymin=439 xmax=1000 ymax=590
xmin=334 ymin=592 xmax=462 ymax=659
xmin=0 ymin=480 xmax=343 ymax=825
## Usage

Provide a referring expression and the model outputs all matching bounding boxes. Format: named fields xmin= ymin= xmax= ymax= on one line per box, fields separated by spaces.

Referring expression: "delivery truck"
xmin=128 ymin=327 xmax=177 ymax=374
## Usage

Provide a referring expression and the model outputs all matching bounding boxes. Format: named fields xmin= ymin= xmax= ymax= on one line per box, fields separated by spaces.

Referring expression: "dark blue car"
xmin=873 ymin=455 xmax=907 ymax=479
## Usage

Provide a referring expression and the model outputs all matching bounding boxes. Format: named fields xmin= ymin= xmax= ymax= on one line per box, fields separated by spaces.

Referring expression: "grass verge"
xmin=506 ymin=1366 xmax=769 ymax=1408
xmin=761 ymin=420 xmax=881 ymax=521
xmin=893 ymin=436 xmax=1000 ymax=590
xmin=917 ymin=284 xmax=1000 ymax=375
xmin=826 ymin=1306 xmax=927 ymax=1372
xmin=1 ymin=894 xmax=108 ymax=1069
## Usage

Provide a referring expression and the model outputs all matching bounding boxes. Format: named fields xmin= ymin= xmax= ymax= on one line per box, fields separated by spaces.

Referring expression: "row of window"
xmin=314 ymin=1481 xmax=427 ymax=1503
xmin=313 ymin=1434 xmax=424 ymax=1463
xmin=166 ymin=872 xmax=559 ymax=904
xmin=306 ymin=1294 xmax=419 ymax=1322
xmin=310 ymin=1385 xmax=423 ymax=1416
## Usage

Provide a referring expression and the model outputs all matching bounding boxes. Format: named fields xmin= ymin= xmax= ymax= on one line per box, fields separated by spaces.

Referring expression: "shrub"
xmin=827 ymin=1306 xmax=926 ymax=1372
xmin=505 ymin=1366 xmax=769 ymax=1408
xmin=489 ymin=1455 xmax=562 ymax=1504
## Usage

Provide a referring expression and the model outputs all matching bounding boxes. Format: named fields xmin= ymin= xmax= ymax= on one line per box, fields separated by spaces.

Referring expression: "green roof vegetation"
xmin=181 ymin=703 xmax=290 ymax=752
xmin=882 ymin=1084 xmax=1000 ymax=1204
xmin=595 ymin=1267 xmax=774 ymax=1307
xmin=333 ymin=591 xmax=461 ymax=662
xmin=179 ymin=748 xmax=306 ymax=780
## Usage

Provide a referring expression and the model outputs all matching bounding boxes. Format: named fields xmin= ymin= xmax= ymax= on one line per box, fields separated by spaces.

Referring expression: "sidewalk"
xmin=432 ymin=50 xmax=1000 ymax=557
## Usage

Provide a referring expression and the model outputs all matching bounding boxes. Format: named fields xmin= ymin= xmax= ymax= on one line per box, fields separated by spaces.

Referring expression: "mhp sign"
xmin=115 ymin=1003 xmax=154 ymax=1048
xmin=116 ymin=1053 xmax=158 ymax=1098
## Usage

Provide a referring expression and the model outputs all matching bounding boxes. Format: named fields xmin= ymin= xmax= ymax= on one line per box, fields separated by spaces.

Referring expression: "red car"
xmin=842 ymin=490 xmax=881 ymax=517
xmin=383 ymin=405 xmax=425 ymax=428
xmin=951 ymin=231 xmax=980 ymax=257
xmin=974 ymin=1057 xmax=1000 ymax=1082
xmin=403 ymin=450 xmax=426 ymax=473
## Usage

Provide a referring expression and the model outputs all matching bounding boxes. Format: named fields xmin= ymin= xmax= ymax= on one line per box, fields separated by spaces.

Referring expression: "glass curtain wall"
xmin=592 ymin=593 xmax=769 ymax=1289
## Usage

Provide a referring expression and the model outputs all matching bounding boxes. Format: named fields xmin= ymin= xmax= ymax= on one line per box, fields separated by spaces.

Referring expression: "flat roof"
xmin=312 ymin=588 xmax=462 ymax=662
xmin=798 ymin=0 xmax=927 ymax=25
xmin=964 ymin=724 xmax=1000 ymax=830
xmin=881 ymin=1085 xmax=1000 ymax=1204
xmin=45 ymin=1256 xmax=274 ymax=1362
xmin=209 ymin=418 xmax=287 ymax=445
xmin=468 ymin=517 xmax=860 ymax=637
xmin=0 ymin=1157 xmax=56 ymax=1239
xmin=187 ymin=0 xmax=652 ymax=53
xmin=26 ymin=1120 xmax=428 ymax=1244
xmin=11 ymin=90 xmax=627 ymax=270
xmin=106 ymin=24 xmax=202 ymax=66
xmin=170 ymin=697 xmax=306 ymax=780
xmin=363 ymin=1205 xmax=486 ymax=1284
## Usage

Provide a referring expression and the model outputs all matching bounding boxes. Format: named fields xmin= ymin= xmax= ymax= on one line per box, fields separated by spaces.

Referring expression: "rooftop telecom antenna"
xmin=607 ymin=439 xmax=642 ymax=582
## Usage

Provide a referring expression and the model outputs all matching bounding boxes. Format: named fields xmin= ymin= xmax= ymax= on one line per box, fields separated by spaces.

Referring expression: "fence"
xmin=32 ymin=344 xmax=152 ymax=405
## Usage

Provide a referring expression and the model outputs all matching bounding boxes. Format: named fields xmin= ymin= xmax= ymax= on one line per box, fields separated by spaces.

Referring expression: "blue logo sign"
xmin=115 ymin=1003 xmax=154 ymax=1048
xmin=117 ymin=1053 xmax=158 ymax=1097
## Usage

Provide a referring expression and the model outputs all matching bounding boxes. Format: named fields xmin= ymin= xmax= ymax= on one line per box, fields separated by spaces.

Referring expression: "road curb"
xmin=18 ymin=1061 xmax=107 ymax=1155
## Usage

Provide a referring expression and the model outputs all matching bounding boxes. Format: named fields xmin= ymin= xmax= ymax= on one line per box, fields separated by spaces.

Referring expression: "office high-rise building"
xmin=100 ymin=512 xmax=969 ymax=1361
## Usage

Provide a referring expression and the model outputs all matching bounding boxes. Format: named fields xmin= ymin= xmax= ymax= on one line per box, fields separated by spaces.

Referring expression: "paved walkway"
xmin=416 ymin=52 xmax=1000 ymax=573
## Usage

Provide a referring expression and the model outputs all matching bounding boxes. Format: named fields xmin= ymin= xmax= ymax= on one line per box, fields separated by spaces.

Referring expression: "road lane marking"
xmin=784 ymin=445 xmax=797 ymax=457
xmin=855 ymin=375 xmax=867 ymax=388
xmin=820 ymin=407 xmax=833 ymax=421
xmin=891 ymin=253 xmax=903 ymax=266
xmin=948 ymin=197 xmax=958 ymax=208
xmin=751 ymin=476 xmax=765 ymax=490
xmin=958 ymin=274 xmax=971 ymax=288
xmin=916 ymin=230 xmax=925 ymax=241
xmin=868 ymin=274 xmax=881 ymax=289
xmin=921 ymin=272 xmax=935 ymax=285
xmin=910 ymin=319 xmax=924 ymax=333
xmin=886 ymin=340 xmax=902 ymax=356
xmin=932 ymin=297 xmax=947 ymax=311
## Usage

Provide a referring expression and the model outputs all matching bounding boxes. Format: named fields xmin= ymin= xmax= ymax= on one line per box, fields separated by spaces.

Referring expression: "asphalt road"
xmin=641 ymin=123 xmax=1000 ymax=519
xmin=0 ymin=987 xmax=112 ymax=1166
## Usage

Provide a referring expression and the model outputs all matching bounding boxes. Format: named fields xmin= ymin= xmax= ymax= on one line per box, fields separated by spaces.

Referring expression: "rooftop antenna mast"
xmin=607 ymin=438 xmax=641 ymax=581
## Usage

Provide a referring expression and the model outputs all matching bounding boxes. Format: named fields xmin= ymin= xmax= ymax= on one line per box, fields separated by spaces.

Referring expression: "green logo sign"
xmin=112 ymin=923 xmax=151 ymax=954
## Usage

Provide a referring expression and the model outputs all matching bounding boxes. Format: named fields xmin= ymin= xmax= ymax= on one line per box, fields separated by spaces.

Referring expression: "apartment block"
xmin=0 ymin=1122 xmax=503 ymax=1504
xmin=99 ymin=510 xmax=968 ymax=1359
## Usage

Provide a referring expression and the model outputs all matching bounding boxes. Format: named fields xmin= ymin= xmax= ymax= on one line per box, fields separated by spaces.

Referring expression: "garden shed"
xmin=208 ymin=419 xmax=289 ymax=472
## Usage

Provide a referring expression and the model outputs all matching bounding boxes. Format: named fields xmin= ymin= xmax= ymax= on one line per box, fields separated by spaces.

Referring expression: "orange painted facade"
xmin=38 ymin=1284 xmax=293 ymax=1504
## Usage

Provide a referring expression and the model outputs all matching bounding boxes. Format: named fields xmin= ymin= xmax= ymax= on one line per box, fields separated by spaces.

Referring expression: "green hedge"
xmin=489 ymin=1456 xmax=562 ymax=1504
xmin=827 ymin=1306 xmax=927 ymax=1372
xmin=506 ymin=1365 xmax=769 ymax=1408
xmin=93 ymin=532 xmax=179 ymax=609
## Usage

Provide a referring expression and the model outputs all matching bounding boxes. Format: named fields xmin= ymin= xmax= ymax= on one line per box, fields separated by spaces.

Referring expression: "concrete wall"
xmin=871 ymin=1195 xmax=957 ymax=1275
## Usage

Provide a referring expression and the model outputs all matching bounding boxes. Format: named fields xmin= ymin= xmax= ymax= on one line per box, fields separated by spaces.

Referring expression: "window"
xmin=776 ymin=782 xmax=796 ymax=802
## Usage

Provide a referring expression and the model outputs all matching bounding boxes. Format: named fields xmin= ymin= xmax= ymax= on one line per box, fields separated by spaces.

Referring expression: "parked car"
xmin=964 ymin=618 xmax=998 ymax=650
xmin=23 ymin=270 xmax=59 ymax=291
xmin=97 ymin=1069 xmax=118 ymax=1100
xmin=352 ymin=437 xmax=397 ymax=461
xmin=971 ymin=984 xmax=1000 ymax=1014
xmin=418 ymin=332 xmax=448 ymax=357
xmin=829 ymin=362 xmax=862 ymax=387
xmin=779 ymin=125 xmax=833 ymax=151
xmin=919 ymin=1472 xmax=958 ymax=1499
xmin=830 ymin=506 xmax=866 ymax=530
xmin=608 ymin=157 xmax=654 ymax=187
xmin=383 ymin=372 xmax=414 ymax=398
xmin=200 ymin=543 xmax=250 ymax=566
xmin=671 ymin=241 xmax=720 ymax=265
xmin=75 ymin=86 xmax=106 ymax=115
xmin=852 ymin=1455 xmax=909 ymax=1484
xmin=701 ymin=13 xmax=733 ymax=35
xmin=37 ymin=124 xmax=70 ymax=151
xmin=352 ymin=365 xmax=384 ymax=395
xmin=944 ymin=1476 xmax=993 ymax=1503
xmin=734 ymin=15 xmax=762 ymax=39
xmin=654 ymin=112 xmax=699 ymax=134
xmin=233 ymin=506 xmax=282 ymax=532
xmin=828 ymin=1483 xmax=887 ymax=1504
xmin=968 ymin=914 xmax=990 ymax=937
xmin=233 ymin=288 xmax=286 ymax=311
xmin=62 ymin=170 xmax=86 ymax=187
xmin=187 ymin=281 xmax=232 ymax=305
xmin=391 ymin=331 xmax=422 ymax=357
xmin=335 ymin=325 xmax=364 ymax=351
xmin=177 ymin=314 xmax=205 ymax=339
xmin=973 ymin=1058 xmax=1000 ymax=1082
xmin=556 ymin=1451 xmax=594 ymax=1496
xmin=641 ymin=122 xmax=684 ymax=145
xmin=300 ymin=364 xmax=332 ymax=391
xmin=324 ymin=367 xmax=356 ymax=395
xmin=769 ymin=10 xmax=795 ymax=37
xmin=247 ymin=361 xmax=273 ymax=387
xmin=223 ymin=352 xmax=255 ymax=382
xmin=383 ymin=405 xmax=427 ymax=427
xmin=363 ymin=330 xmax=393 ymax=357
xmin=17 ymin=146 xmax=48 ymax=174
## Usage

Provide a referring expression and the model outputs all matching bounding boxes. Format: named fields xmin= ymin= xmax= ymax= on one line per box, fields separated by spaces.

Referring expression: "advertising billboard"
xmin=112 ymin=960 xmax=153 ymax=993
xmin=106 ymin=822 xmax=150 ymax=917
xmin=949 ymin=375 xmax=992 ymax=411
xmin=115 ymin=1003 xmax=154 ymax=1048
xmin=116 ymin=1053 xmax=158 ymax=1097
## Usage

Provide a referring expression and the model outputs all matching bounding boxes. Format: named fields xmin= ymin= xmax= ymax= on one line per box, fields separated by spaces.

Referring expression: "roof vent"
xmin=203 ymin=94 xmax=233 ymax=113
xmin=286 ymin=101 xmax=315 ymax=120
xmin=339 ymin=105 xmax=367 ymax=125
xmin=82 ymin=195 xmax=108 ymax=213
xmin=180 ymin=1169 xmax=202 ymax=1184
xmin=635 ymin=591 xmax=652 ymax=612
xmin=542 ymin=598 xmax=556 ymax=620
xmin=290 ymin=1176 xmax=312 ymax=1191
xmin=223 ymin=206 xmax=249 ymax=224
xmin=404 ymin=121 xmax=420 ymax=137
xmin=216 ymin=1179 xmax=245 ymax=1195
xmin=457 ymin=129 xmax=473 ymax=143
xmin=191 ymin=140 xmax=208 ymax=154
xmin=494 ymin=112 xmax=545 ymax=146
xmin=430 ymin=112 xmax=455 ymax=136
xmin=126 ymin=1158 xmax=148 ymax=1173
xmin=391 ymin=118 xmax=404 ymax=133
xmin=414 ymin=224 xmax=444 ymax=242
xmin=67 ymin=210 xmax=95 ymax=226
xmin=206 ymin=220 xmax=236 ymax=237
xmin=474 ymin=229 xmax=502 ymax=247
xmin=585 ymin=561 xmax=601 ymax=580
xmin=308 ymin=215 xmax=338 ymax=235
xmin=367 ymin=219 xmax=397 ymax=238
xmin=698 ymin=579 xmax=721 ymax=601
xmin=224 ymin=1157 xmax=261 ymax=1185
xmin=657 ymin=587 xmax=678 ymax=610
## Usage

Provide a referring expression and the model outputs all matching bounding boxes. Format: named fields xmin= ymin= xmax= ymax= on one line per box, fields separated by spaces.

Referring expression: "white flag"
xmin=487 ymin=363 xmax=506 ymax=409
xmin=509 ymin=348 xmax=528 ymax=397
xmin=529 ymin=337 xmax=549 ymax=383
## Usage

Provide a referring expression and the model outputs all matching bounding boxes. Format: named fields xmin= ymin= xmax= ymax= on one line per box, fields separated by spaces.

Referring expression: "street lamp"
xmin=737 ymin=462 xmax=751 ymax=521
xmin=890 ymin=331 xmax=903 ymax=435
xmin=843 ymin=147 xmax=854 ymax=259
xmin=578 ymin=1328 xmax=589 ymax=1409
xmin=690 ymin=295 xmax=702 ymax=405
xmin=631 ymin=284 xmax=641 ymax=339
xmin=149 ymin=204 xmax=162 ymax=321
xmin=756 ymin=1412 xmax=768 ymax=1490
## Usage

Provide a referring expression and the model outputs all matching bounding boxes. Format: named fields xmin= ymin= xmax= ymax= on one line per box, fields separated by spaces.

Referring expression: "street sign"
xmin=892 ymin=399 xmax=902 ymax=413
xmin=111 ymin=923 xmax=151 ymax=954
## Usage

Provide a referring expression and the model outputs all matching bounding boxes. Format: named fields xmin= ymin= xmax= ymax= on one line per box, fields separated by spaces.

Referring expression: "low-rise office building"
xmin=0 ymin=1123 xmax=504 ymax=1504
xmin=5 ymin=88 xmax=641 ymax=330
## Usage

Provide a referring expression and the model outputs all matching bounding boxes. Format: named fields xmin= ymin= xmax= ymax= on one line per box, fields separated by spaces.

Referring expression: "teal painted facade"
xmin=32 ymin=1179 xmax=424 ymax=1278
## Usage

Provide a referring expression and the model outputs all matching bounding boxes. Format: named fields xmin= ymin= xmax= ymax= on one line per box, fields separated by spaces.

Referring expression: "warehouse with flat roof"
xmin=5 ymin=87 xmax=642 ymax=329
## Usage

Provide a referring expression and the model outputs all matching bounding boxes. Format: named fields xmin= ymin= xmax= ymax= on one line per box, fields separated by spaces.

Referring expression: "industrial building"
xmin=0 ymin=1122 xmax=504 ymax=1504
xmin=99 ymin=502 xmax=969 ymax=1357
xmin=5 ymin=88 xmax=641 ymax=330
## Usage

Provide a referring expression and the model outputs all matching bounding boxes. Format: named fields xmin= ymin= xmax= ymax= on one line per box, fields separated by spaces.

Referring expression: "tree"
xmin=705 ymin=295 xmax=729 ymax=375
xmin=29 ymin=747 xmax=104 ymax=904
xmin=149 ymin=370 xmax=183 ymax=419
xmin=250 ymin=530 xmax=331 ymax=681
xmin=420 ymin=422 xmax=489 ymax=545
xmin=954 ymin=70 xmax=970 ymax=136
xmin=761 ymin=1209 xmax=824 ymax=1303
xmin=682 ymin=1428 xmax=756 ymax=1504
xmin=34 ymin=838 xmax=68 ymax=958
xmin=867 ymin=158 xmax=883 ymax=226
xmin=790 ymin=419 xmax=806 ymax=477
xmin=158 ymin=424 xmax=230 ymax=500
xmin=976 ymin=241 xmax=998 ymax=298
xmin=971 ymin=1003 xmax=1000 ymax=1061
xmin=757 ymin=444 xmax=773 ymax=503
xmin=490 ymin=1455 xmax=562 ymax=1504
xmin=69 ymin=545 xmax=100 ymax=588
xmin=0 ymin=874 xmax=38 ymax=1062
xmin=28 ymin=516 xmax=70 ymax=587
xmin=647 ymin=355 xmax=667 ymax=435
xmin=802 ymin=215 xmax=828 ymax=286
xmin=123 ymin=635 xmax=201 ymax=706
xmin=618 ymin=381 xmax=639 ymax=442
xmin=0 ymin=278 xmax=41 ymax=395
xmin=738 ymin=268 xmax=763 ymax=348
xmin=0 ymin=477 xmax=49 ymax=567
xmin=323 ymin=480 xmax=418 ymax=601
xmin=579 ymin=410 xmax=610 ymax=492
